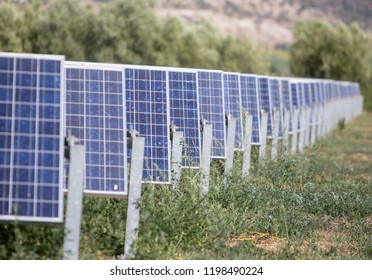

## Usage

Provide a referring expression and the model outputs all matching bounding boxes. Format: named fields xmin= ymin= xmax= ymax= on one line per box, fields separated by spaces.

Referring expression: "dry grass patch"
xmin=228 ymin=231 xmax=287 ymax=253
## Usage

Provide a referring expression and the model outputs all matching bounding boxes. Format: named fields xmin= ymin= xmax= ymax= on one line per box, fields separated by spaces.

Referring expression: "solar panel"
xmin=280 ymin=79 xmax=293 ymax=134
xmin=65 ymin=62 xmax=127 ymax=197
xmin=223 ymin=72 xmax=244 ymax=150
xmin=257 ymin=76 xmax=273 ymax=136
xmin=297 ymin=82 xmax=305 ymax=108
xmin=125 ymin=66 xmax=171 ymax=183
xmin=269 ymin=78 xmax=283 ymax=137
xmin=168 ymin=68 xmax=201 ymax=168
xmin=0 ymin=52 xmax=64 ymax=223
xmin=290 ymin=80 xmax=302 ymax=130
xmin=197 ymin=70 xmax=226 ymax=159
xmin=303 ymin=83 xmax=311 ymax=107
xmin=310 ymin=82 xmax=318 ymax=125
xmin=239 ymin=74 xmax=261 ymax=145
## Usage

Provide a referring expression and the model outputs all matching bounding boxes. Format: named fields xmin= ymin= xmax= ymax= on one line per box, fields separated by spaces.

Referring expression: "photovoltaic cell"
xmin=257 ymin=76 xmax=273 ymax=136
xmin=65 ymin=62 xmax=127 ymax=196
xmin=0 ymin=52 xmax=64 ymax=223
xmin=125 ymin=66 xmax=171 ymax=183
xmin=240 ymin=74 xmax=261 ymax=145
xmin=168 ymin=68 xmax=201 ymax=168
xmin=223 ymin=72 xmax=243 ymax=150
xmin=197 ymin=70 xmax=226 ymax=159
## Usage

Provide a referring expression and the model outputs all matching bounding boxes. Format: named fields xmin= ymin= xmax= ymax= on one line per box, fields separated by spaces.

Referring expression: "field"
xmin=1 ymin=113 xmax=371 ymax=260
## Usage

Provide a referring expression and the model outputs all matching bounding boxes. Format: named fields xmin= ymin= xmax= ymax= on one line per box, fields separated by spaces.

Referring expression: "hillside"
xmin=18 ymin=0 xmax=371 ymax=48
xmin=155 ymin=0 xmax=372 ymax=48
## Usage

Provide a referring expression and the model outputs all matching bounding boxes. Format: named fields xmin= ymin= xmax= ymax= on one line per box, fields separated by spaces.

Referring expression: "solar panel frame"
xmin=239 ymin=74 xmax=261 ymax=145
xmin=223 ymin=72 xmax=244 ymax=151
xmin=124 ymin=65 xmax=171 ymax=184
xmin=197 ymin=69 xmax=227 ymax=159
xmin=167 ymin=67 xmax=201 ymax=168
xmin=0 ymin=52 xmax=65 ymax=223
xmin=64 ymin=61 xmax=128 ymax=197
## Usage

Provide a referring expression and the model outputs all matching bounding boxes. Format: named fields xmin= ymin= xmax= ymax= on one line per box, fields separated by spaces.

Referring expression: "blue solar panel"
xmin=290 ymin=81 xmax=302 ymax=130
xmin=65 ymin=62 xmax=127 ymax=196
xmin=257 ymin=76 xmax=273 ymax=136
xmin=269 ymin=78 xmax=283 ymax=137
xmin=280 ymin=79 xmax=293 ymax=134
xmin=168 ymin=68 xmax=201 ymax=168
xmin=310 ymin=83 xmax=318 ymax=105
xmin=297 ymin=82 xmax=305 ymax=108
xmin=0 ymin=52 xmax=64 ymax=223
xmin=303 ymin=83 xmax=311 ymax=107
xmin=197 ymin=70 xmax=226 ymax=159
xmin=290 ymin=81 xmax=299 ymax=109
xmin=125 ymin=66 xmax=170 ymax=183
xmin=223 ymin=72 xmax=243 ymax=150
xmin=240 ymin=74 xmax=261 ymax=145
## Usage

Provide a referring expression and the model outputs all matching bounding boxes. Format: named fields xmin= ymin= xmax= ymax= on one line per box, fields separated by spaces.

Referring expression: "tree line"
xmin=0 ymin=0 xmax=371 ymax=110
xmin=0 ymin=0 xmax=270 ymax=74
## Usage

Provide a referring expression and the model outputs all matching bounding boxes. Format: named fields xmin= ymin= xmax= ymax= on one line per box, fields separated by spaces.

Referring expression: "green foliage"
xmin=0 ymin=0 xmax=270 ymax=74
xmin=290 ymin=19 xmax=372 ymax=111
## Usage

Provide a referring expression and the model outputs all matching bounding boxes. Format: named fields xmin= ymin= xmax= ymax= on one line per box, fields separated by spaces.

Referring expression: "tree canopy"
xmin=0 ymin=0 xmax=270 ymax=74
xmin=290 ymin=19 xmax=372 ymax=110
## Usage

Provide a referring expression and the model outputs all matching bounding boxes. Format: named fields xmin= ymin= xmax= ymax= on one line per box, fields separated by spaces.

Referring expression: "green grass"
xmin=1 ymin=113 xmax=371 ymax=260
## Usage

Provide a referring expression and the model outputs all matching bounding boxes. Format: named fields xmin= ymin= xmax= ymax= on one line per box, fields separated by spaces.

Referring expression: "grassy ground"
xmin=1 ymin=113 xmax=371 ymax=260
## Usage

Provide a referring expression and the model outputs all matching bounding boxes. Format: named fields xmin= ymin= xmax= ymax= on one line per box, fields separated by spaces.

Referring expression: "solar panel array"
xmin=125 ymin=66 xmax=171 ymax=183
xmin=197 ymin=70 xmax=226 ymax=159
xmin=0 ymin=53 xmax=64 ymax=223
xmin=65 ymin=62 xmax=127 ymax=197
xmin=0 ymin=51 xmax=364 ymax=224
xmin=223 ymin=72 xmax=244 ymax=150
xmin=168 ymin=68 xmax=201 ymax=168
xmin=240 ymin=74 xmax=261 ymax=145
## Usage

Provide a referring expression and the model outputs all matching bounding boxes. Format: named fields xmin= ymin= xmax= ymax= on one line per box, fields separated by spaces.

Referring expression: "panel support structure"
xmin=201 ymin=123 xmax=213 ymax=195
xmin=291 ymin=109 xmax=299 ymax=155
xmin=224 ymin=117 xmax=237 ymax=180
xmin=258 ymin=112 xmax=268 ymax=165
xmin=282 ymin=110 xmax=290 ymax=156
xmin=171 ymin=130 xmax=184 ymax=191
xmin=242 ymin=114 xmax=253 ymax=178
xmin=298 ymin=109 xmax=305 ymax=153
xmin=124 ymin=132 xmax=145 ymax=259
xmin=271 ymin=109 xmax=279 ymax=161
xmin=310 ymin=108 xmax=317 ymax=145
xmin=63 ymin=137 xmax=85 ymax=260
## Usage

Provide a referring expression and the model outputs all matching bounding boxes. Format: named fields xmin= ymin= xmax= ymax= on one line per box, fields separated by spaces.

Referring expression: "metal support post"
xmin=282 ymin=109 xmax=290 ymax=156
xmin=298 ymin=109 xmax=305 ymax=153
xmin=310 ymin=107 xmax=317 ymax=145
xmin=200 ymin=122 xmax=213 ymax=195
xmin=63 ymin=136 xmax=85 ymax=260
xmin=258 ymin=111 xmax=268 ymax=165
xmin=123 ymin=130 xmax=145 ymax=259
xmin=224 ymin=116 xmax=237 ymax=180
xmin=271 ymin=109 xmax=279 ymax=161
xmin=170 ymin=125 xmax=183 ymax=191
xmin=242 ymin=113 xmax=253 ymax=178
xmin=291 ymin=109 xmax=299 ymax=155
